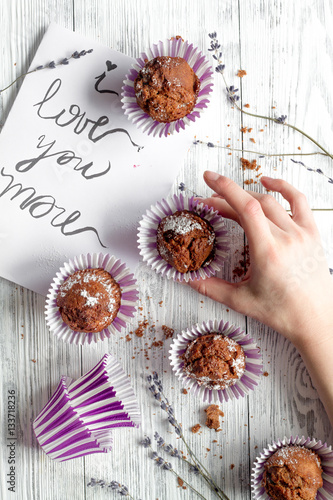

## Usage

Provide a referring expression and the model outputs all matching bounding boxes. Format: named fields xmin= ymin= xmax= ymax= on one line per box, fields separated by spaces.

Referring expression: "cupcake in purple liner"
xmin=33 ymin=376 xmax=113 ymax=461
xmin=169 ymin=319 xmax=263 ymax=403
xmin=137 ymin=194 xmax=229 ymax=282
xmin=45 ymin=253 xmax=138 ymax=345
xmin=33 ymin=354 xmax=141 ymax=462
xmin=121 ymin=37 xmax=213 ymax=137
xmin=251 ymin=436 xmax=333 ymax=500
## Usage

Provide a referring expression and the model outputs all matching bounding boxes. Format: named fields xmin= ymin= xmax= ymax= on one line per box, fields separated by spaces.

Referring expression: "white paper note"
xmin=0 ymin=23 xmax=192 ymax=295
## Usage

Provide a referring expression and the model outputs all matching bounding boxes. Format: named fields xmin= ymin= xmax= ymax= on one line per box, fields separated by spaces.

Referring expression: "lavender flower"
xmin=154 ymin=432 xmax=165 ymax=448
xmin=178 ymin=182 xmax=186 ymax=191
xmin=276 ymin=114 xmax=287 ymax=124
xmin=330 ymin=268 xmax=333 ymax=275
xmin=88 ymin=479 xmax=136 ymax=498
xmin=189 ymin=465 xmax=201 ymax=475
xmin=140 ymin=436 xmax=151 ymax=448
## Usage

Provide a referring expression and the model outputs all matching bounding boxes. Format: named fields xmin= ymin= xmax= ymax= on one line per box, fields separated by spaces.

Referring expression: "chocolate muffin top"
xmin=134 ymin=56 xmax=200 ymax=122
xmin=56 ymin=268 xmax=121 ymax=333
xmin=183 ymin=333 xmax=246 ymax=390
xmin=156 ymin=210 xmax=215 ymax=273
xmin=262 ymin=446 xmax=323 ymax=500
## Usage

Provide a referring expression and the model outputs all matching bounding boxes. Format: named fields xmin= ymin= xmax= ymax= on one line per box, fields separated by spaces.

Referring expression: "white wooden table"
xmin=1 ymin=1 xmax=333 ymax=499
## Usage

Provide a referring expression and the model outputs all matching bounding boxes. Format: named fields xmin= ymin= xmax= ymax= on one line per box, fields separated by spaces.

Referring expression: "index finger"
xmin=203 ymin=171 xmax=272 ymax=246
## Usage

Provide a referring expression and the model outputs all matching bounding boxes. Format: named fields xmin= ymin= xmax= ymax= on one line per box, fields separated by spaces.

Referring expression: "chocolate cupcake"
xmin=122 ymin=38 xmax=213 ymax=137
xmin=56 ymin=268 xmax=121 ymax=334
xmin=156 ymin=210 xmax=215 ymax=273
xmin=252 ymin=436 xmax=333 ymax=500
xmin=169 ymin=319 xmax=263 ymax=403
xmin=138 ymin=195 xmax=229 ymax=282
xmin=134 ymin=56 xmax=200 ymax=123
xmin=45 ymin=253 xmax=138 ymax=345
xmin=262 ymin=446 xmax=323 ymax=500
xmin=183 ymin=333 xmax=246 ymax=390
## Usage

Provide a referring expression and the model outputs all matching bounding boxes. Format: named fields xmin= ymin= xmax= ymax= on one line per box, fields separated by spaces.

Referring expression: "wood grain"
xmin=0 ymin=0 xmax=332 ymax=499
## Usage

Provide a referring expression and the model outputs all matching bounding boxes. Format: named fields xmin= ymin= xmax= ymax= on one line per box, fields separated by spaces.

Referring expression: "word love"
xmin=34 ymin=78 xmax=142 ymax=152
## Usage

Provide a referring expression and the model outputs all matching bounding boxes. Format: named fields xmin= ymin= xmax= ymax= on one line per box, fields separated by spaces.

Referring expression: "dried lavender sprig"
xmin=194 ymin=139 xmax=328 ymax=158
xmin=146 ymin=374 xmax=229 ymax=500
xmin=148 ymin=447 xmax=207 ymax=500
xmin=207 ymin=32 xmax=333 ymax=162
xmin=0 ymin=48 xmax=93 ymax=94
xmin=87 ymin=478 xmax=137 ymax=499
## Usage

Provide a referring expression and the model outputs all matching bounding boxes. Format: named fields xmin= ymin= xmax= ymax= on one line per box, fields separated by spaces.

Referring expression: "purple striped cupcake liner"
xmin=121 ymin=38 xmax=214 ymax=137
xmin=137 ymin=194 xmax=229 ymax=282
xmin=45 ymin=253 xmax=138 ymax=345
xmin=67 ymin=354 xmax=141 ymax=430
xmin=251 ymin=436 xmax=333 ymax=500
xmin=33 ymin=354 xmax=141 ymax=462
xmin=169 ymin=319 xmax=263 ymax=403
xmin=33 ymin=376 xmax=113 ymax=461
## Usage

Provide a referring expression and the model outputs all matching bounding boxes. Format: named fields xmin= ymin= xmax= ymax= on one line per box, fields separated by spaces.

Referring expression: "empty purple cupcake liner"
xmin=251 ymin=436 xmax=333 ymax=500
xmin=137 ymin=194 xmax=229 ymax=282
xmin=121 ymin=37 xmax=214 ymax=137
xmin=169 ymin=319 xmax=263 ymax=403
xmin=33 ymin=376 xmax=113 ymax=461
xmin=45 ymin=253 xmax=138 ymax=345
xmin=67 ymin=354 xmax=141 ymax=429
xmin=33 ymin=354 xmax=141 ymax=461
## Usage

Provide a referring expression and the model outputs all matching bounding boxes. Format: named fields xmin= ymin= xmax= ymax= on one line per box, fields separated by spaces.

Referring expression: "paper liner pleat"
xmin=45 ymin=253 xmax=138 ymax=345
xmin=33 ymin=354 xmax=141 ymax=461
xmin=169 ymin=319 xmax=263 ymax=403
xmin=138 ymin=195 xmax=229 ymax=282
xmin=121 ymin=38 xmax=213 ymax=137
xmin=251 ymin=436 xmax=333 ymax=500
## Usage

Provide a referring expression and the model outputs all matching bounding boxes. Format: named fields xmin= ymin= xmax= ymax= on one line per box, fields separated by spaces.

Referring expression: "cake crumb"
xmin=244 ymin=103 xmax=250 ymax=108
xmin=162 ymin=325 xmax=174 ymax=339
xmin=191 ymin=424 xmax=201 ymax=434
xmin=244 ymin=179 xmax=254 ymax=185
xmin=135 ymin=320 xmax=149 ymax=337
xmin=230 ymin=464 xmax=235 ymax=470
xmin=237 ymin=69 xmax=247 ymax=77
xmin=182 ymin=389 xmax=188 ymax=395
xmin=263 ymin=371 xmax=269 ymax=377
xmin=249 ymin=138 xmax=256 ymax=143
xmin=177 ymin=477 xmax=184 ymax=487
xmin=205 ymin=405 xmax=224 ymax=431
xmin=31 ymin=359 xmax=36 ymax=363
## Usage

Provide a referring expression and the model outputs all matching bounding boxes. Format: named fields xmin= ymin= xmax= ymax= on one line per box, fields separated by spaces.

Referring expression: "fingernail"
xmin=204 ymin=170 xmax=220 ymax=181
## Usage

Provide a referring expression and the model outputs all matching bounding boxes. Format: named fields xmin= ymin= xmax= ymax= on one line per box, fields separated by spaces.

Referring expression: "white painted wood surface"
xmin=1 ymin=1 xmax=333 ymax=499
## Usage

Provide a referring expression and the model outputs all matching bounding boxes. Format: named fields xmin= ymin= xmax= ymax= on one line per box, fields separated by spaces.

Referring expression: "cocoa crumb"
xmin=162 ymin=325 xmax=174 ymax=339
xmin=182 ymin=389 xmax=188 ymax=395
xmin=151 ymin=340 xmax=163 ymax=348
xmin=298 ymin=146 xmax=301 ymax=150
xmin=249 ymin=138 xmax=256 ymax=143
xmin=263 ymin=371 xmax=269 ymax=377
xmin=232 ymin=244 xmax=250 ymax=279
xmin=248 ymin=127 xmax=253 ymax=133
xmin=125 ymin=334 xmax=132 ymax=342
xmin=135 ymin=320 xmax=149 ymax=337
xmin=237 ymin=69 xmax=247 ymax=77
xmin=31 ymin=359 xmax=36 ymax=363
xmin=230 ymin=464 xmax=235 ymax=470
xmin=206 ymin=448 xmax=211 ymax=452
xmin=244 ymin=179 xmax=254 ymax=185
xmin=191 ymin=424 xmax=201 ymax=434
xmin=177 ymin=477 xmax=184 ymax=487
xmin=244 ymin=103 xmax=250 ymax=108
xmin=205 ymin=405 xmax=224 ymax=431
xmin=240 ymin=158 xmax=258 ymax=171
xmin=259 ymin=129 xmax=264 ymax=132
xmin=240 ymin=126 xmax=248 ymax=133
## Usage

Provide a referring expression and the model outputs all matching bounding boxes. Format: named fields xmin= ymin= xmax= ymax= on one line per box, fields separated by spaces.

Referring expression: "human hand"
xmin=190 ymin=171 xmax=333 ymax=350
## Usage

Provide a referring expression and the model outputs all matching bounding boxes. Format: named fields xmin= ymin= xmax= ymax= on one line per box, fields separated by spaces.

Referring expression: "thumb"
xmin=189 ymin=276 xmax=249 ymax=314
